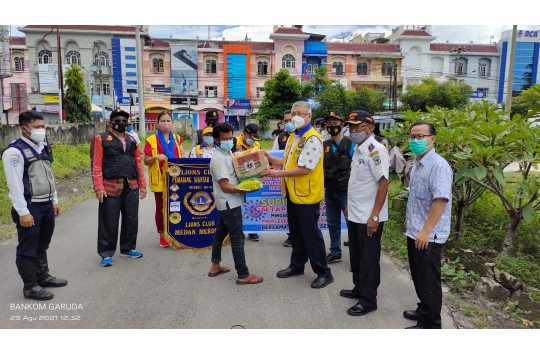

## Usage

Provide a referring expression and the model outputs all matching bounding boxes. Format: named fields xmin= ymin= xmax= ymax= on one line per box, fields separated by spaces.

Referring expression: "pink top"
xmin=120 ymin=136 xmax=127 ymax=151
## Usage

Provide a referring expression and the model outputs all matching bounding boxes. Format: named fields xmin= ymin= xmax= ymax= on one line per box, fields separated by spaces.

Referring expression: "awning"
xmin=303 ymin=41 xmax=327 ymax=57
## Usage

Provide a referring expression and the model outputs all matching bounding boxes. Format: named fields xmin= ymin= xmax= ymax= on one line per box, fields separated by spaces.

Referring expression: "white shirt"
xmin=2 ymin=137 xmax=59 ymax=216
xmin=126 ymin=131 xmax=140 ymax=144
xmin=190 ymin=144 xmax=217 ymax=159
xmin=209 ymin=147 xmax=245 ymax=211
xmin=271 ymin=136 xmax=279 ymax=151
xmin=348 ymin=135 xmax=389 ymax=224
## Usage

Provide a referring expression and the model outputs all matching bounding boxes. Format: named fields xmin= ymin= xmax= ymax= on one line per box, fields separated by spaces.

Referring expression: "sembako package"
xmin=233 ymin=147 xmax=269 ymax=191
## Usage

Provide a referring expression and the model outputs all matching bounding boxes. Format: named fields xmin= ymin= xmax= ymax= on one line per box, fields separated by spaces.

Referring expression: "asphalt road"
xmin=0 ymin=174 xmax=454 ymax=329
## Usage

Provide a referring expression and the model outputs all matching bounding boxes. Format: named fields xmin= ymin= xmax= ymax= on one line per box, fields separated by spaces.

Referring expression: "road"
xmin=0 ymin=173 xmax=454 ymax=329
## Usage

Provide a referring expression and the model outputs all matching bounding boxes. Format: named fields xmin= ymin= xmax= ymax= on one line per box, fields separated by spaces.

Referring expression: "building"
xmin=1 ymin=37 xmax=31 ymax=124
xmin=496 ymin=28 xmax=540 ymax=104
xmin=142 ymin=38 xmax=171 ymax=129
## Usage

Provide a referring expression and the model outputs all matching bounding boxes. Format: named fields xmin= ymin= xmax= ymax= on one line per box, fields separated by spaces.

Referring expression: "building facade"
xmin=2 ymin=37 xmax=31 ymax=124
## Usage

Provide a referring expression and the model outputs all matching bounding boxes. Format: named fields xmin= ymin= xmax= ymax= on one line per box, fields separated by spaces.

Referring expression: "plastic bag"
xmin=234 ymin=146 xmax=260 ymax=158
xmin=236 ymin=178 xmax=263 ymax=192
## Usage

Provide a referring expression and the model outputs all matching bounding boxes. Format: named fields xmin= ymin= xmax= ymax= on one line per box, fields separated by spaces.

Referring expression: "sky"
xmin=9 ymin=25 xmax=540 ymax=44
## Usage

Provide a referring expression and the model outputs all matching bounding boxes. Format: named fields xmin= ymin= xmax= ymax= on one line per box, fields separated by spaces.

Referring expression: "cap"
xmin=110 ymin=109 xmax=129 ymax=120
xmin=324 ymin=111 xmax=343 ymax=122
xmin=206 ymin=110 xmax=220 ymax=120
xmin=127 ymin=120 xmax=133 ymax=125
xmin=345 ymin=110 xmax=375 ymax=126
xmin=244 ymin=124 xmax=261 ymax=141
xmin=202 ymin=127 xmax=213 ymax=135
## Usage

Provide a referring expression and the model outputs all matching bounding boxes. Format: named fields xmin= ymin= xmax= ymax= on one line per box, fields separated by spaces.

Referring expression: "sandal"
xmin=208 ymin=266 xmax=231 ymax=277
xmin=236 ymin=275 xmax=263 ymax=285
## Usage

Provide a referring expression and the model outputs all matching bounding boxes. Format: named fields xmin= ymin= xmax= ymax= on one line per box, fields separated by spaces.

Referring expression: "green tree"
xmin=399 ymin=77 xmax=473 ymax=112
xmin=346 ymin=86 xmax=387 ymax=115
xmin=313 ymin=81 xmax=348 ymax=118
xmin=256 ymin=68 xmax=302 ymax=132
xmin=64 ymin=64 xmax=92 ymax=123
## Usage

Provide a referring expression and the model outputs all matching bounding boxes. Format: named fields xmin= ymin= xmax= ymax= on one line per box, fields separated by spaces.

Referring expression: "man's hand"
xmin=344 ymin=206 xmax=348 ymax=220
xmin=263 ymin=150 xmax=274 ymax=163
xmin=19 ymin=214 xmax=34 ymax=228
xmin=96 ymin=190 xmax=107 ymax=203
xmin=262 ymin=169 xmax=281 ymax=178
xmin=415 ymin=229 xmax=430 ymax=250
xmin=367 ymin=217 xmax=379 ymax=237
xmin=140 ymin=187 xmax=147 ymax=200
xmin=53 ymin=204 xmax=61 ymax=218
xmin=155 ymin=154 xmax=167 ymax=162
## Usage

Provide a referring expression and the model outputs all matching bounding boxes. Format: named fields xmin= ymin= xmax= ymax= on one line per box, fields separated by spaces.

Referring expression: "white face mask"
xmin=25 ymin=127 xmax=46 ymax=143
xmin=292 ymin=116 xmax=306 ymax=129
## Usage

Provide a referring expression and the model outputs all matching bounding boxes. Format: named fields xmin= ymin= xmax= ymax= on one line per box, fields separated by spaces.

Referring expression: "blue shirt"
xmin=405 ymin=149 xmax=453 ymax=244
xmin=331 ymin=139 xmax=356 ymax=157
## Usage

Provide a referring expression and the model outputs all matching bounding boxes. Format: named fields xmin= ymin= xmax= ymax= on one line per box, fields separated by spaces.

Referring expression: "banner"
xmin=38 ymin=64 xmax=70 ymax=94
xmin=171 ymin=44 xmax=198 ymax=96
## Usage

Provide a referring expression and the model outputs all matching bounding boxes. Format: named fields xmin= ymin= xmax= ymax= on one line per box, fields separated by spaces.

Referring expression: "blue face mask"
xmin=127 ymin=125 xmax=133 ymax=132
xmin=246 ymin=138 xmax=255 ymax=146
xmin=203 ymin=136 xmax=214 ymax=146
xmin=284 ymin=123 xmax=296 ymax=133
xmin=219 ymin=140 xmax=234 ymax=152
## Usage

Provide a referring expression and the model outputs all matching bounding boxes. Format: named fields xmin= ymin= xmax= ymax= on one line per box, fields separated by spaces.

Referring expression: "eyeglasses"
xmin=114 ymin=119 xmax=128 ymax=124
xmin=408 ymin=135 xmax=433 ymax=142
xmin=291 ymin=112 xmax=310 ymax=117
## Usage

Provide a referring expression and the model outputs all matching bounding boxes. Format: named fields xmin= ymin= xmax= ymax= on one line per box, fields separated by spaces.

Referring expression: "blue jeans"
xmin=325 ymin=190 xmax=348 ymax=256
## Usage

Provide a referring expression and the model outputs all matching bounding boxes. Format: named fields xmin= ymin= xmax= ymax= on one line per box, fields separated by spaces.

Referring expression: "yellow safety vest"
xmin=237 ymin=134 xmax=260 ymax=151
xmin=146 ymin=133 xmax=183 ymax=192
xmin=195 ymin=143 xmax=216 ymax=158
xmin=282 ymin=127 xmax=324 ymax=204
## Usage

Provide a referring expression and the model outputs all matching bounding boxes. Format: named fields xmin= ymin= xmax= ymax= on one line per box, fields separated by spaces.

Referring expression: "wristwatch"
xmin=370 ymin=215 xmax=379 ymax=222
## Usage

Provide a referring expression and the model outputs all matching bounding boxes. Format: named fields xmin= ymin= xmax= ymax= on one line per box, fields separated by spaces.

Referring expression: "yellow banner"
xmin=44 ymin=95 xmax=59 ymax=102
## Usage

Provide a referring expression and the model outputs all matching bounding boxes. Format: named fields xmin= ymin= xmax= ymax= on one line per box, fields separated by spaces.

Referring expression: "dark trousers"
xmin=407 ymin=236 xmax=443 ymax=329
xmin=211 ymin=206 xmax=249 ymax=279
xmin=98 ymin=179 xmax=139 ymax=258
xmin=348 ymin=221 xmax=384 ymax=308
xmin=287 ymin=198 xmax=331 ymax=277
xmin=12 ymin=202 xmax=55 ymax=263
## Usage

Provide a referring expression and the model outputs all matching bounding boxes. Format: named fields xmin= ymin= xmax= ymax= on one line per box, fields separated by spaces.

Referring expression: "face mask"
xmin=328 ymin=125 xmax=342 ymax=137
xmin=292 ymin=116 xmax=306 ymax=129
xmin=284 ymin=123 xmax=296 ymax=133
xmin=159 ymin=122 xmax=172 ymax=133
xmin=219 ymin=140 xmax=234 ymax=152
xmin=113 ymin=121 xmax=127 ymax=133
xmin=350 ymin=131 xmax=367 ymax=145
xmin=25 ymin=127 xmax=46 ymax=143
xmin=127 ymin=125 xmax=133 ymax=132
xmin=203 ymin=136 xmax=214 ymax=146
xmin=409 ymin=139 xmax=432 ymax=155
xmin=246 ymin=138 xmax=255 ymax=146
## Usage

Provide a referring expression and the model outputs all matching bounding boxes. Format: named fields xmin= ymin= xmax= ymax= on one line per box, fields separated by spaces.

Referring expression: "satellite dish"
xmin=91 ymin=64 xmax=99 ymax=75
xmin=335 ymin=31 xmax=352 ymax=40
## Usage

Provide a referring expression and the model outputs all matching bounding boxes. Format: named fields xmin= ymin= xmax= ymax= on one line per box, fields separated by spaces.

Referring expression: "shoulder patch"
xmin=298 ymin=137 xmax=306 ymax=149
xmin=10 ymin=156 xmax=20 ymax=167
xmin=325 ymin=146 xmax=330 ymax=153
xmin=282 ymin=136 xmax=287 ymax=141
xmin=368 ymin=143 xmax=375 ymax=152
xmin=106 ymin=135 xmax=113 ymax=141
xmin=372 ymin=155 xmax=381 ymax=166
xmin=22 ymin=149 xmax=34 ymax=159
xmin=369 ymin=150 xmax=379 ymax=157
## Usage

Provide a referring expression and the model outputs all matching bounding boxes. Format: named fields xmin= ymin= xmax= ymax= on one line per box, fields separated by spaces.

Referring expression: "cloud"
xmin=431 ymin=25 xmax=540 ymax=44
xmin=213 ymin=25 xmax=274 ymax=42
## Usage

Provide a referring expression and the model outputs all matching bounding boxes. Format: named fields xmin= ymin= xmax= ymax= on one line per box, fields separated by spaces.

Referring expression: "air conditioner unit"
xmin=32 ymin=86 xmax=38 ymax=93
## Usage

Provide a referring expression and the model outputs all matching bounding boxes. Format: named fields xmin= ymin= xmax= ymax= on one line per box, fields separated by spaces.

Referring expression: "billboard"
xmin=171 ymin=44 xmax=198 ymax=96
xmin=38 ymin=64 xmax=70 ymax=94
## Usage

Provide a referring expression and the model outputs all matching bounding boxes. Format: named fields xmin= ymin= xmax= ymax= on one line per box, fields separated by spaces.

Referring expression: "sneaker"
xmin=120 ymin=250 xmax=143 ymax=259
xmin=326 ymin=253 xmax=342 ymax=264
xmin=101 ymin=257 xmax=113 ymax=267
xmin=160 ymin=236 xmax=170 ymax=248
xmin=248 ymin=234 xmax=260 ymax=242
xmin=344 ymin=241 xmax=350 ymax=247
xmin=283 ymin=238 xmax=292 ymax=247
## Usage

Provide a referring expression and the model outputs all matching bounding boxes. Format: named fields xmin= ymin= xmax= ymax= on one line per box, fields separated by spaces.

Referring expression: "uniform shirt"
xmin=126 ymin=130 xmax=140 ymax=144
xmin=190 ymin=144 xmax=217 ymax=159
xmin=284 ymin=125 xmax=323 ymax=184
xmin=347 ymin=135 xmax=389 ymax=224
xmin=319 ymin=129 xmax=331 ymax=141
xmin=406 ymin=149 xmax=453 ymax=244
xmin=209 ymin=147 xmax=245 ymax=211
xmin=236 ymin=134 xmax=261 ymax=151
xmin=271 ymin=136 xmax=280 ymax=151
xmin=2 ymin=137 xmax=59 ymax=216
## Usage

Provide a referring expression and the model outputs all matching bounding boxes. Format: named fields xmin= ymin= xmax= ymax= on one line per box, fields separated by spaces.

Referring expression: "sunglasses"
xmin=114 ymin=119 xmax=128 ymax=124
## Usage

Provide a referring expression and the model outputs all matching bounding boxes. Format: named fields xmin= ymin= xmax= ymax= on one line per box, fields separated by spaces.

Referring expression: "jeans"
xmin=211 ymin=206 xmax=250 ymax=279
xmin=325 ymin=190 xmax=348 ymax=256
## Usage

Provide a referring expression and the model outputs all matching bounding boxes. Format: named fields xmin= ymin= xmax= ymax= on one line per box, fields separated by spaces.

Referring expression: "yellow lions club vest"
xmin=146 ymin=133 xmax=183 ymax=192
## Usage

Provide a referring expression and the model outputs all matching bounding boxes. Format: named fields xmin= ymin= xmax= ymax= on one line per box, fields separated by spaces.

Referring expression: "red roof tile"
xmin=327 ymin=43 xmax=400 ymax=52
xmin=24 ymin=25 xmax=136 ymax=32
xmin=10 ymin=37 xmax=26 ymax=45
xmin=275 ymin=27 xmax=305 ymax=35
xmin=227 ymin=41 xmax=274 ymax=51
xmin=400 ymin=30 xmax=431 ymax=37
xmin=145 ymin=39 xmax=170 ymax=47
xmin=430 ymin=43 xmax=498 ymax=53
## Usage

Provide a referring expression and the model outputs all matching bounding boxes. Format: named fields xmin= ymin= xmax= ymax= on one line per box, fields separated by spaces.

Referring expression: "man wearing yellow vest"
xmin=262 ymin=101 xmax=334 ymax=289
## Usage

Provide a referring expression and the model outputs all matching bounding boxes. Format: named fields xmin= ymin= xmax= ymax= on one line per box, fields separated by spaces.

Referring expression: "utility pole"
xmin=94 ymin=42 xmax=106 ymax=122
xmin=56 ymin=27 xmax=65 ymax=123
xmin=0 ymin=78 xmax=4 ymax=125
xmin=505 ymin=25 xmax=518 ymax=117
xmin=450 ymin=47 xmax=469 ymax=83
xmin=388 ymin=65 xmax=393 ymax=111
xmin=135 ymin=25 xmax=146 ymax=136
xmin=393 ymin=64 xmax=398 ymax=115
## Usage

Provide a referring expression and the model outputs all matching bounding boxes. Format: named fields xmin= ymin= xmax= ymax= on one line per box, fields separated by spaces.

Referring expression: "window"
xmin=282 ymin=54 xmax=295 ymax=69
xmin=205 ymin=60 xmax=217 ymax=74
xmin=38 ymin=50 xmax=53 ymax=64
xmin=94 ymin=52 xmax=109 ymax=67
xmin=332 ymin=62 xmax=344 ymax=76
xmin=478 ymin=63 xmax=487 ymax=77
xmin=205 ymin=86 xmax=217 ymax=98
xmin=477 ymin=88 xmax=488 ymax=97
xmin=458 ymin=63 xmax=464 ymax=76
xmin=256 ymin=87 xmax=265 ymax=98
xmin=98 ymin=84 xmax=110 ymax=95
xmin=66 ymin=51 xmax=81 ymax=66
xmin=13 ymin=57 xmax=24 ymax=72
xmin=357 ymin=62 xmax=368 ymax=76
xmin=152 ymin=58 xmax=164 ymax=73
xmin=382 ymin=63 xmax=392 ymax=76
xmin=257 ymin=61 xmax=268 ymax=75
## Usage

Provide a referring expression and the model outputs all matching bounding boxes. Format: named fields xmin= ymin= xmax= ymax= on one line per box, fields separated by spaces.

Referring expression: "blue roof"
xmin=303 ymin=41 xmax=327 ymax=57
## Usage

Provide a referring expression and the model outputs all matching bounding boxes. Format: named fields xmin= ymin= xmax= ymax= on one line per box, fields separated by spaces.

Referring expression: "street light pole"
xmin=56 ymin=26 xmax=65 ymax=123
xmin=135 ymin=25 xmax=146 ymax=136
xmin=505 ymin=25 xmax=518 ymax=117
xmin=94 ymin=42 xmax=106 ymax=123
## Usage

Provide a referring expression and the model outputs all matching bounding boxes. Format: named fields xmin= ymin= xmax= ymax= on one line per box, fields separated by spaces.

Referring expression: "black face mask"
xmin=328 ymin=125 xmax=342 ymax=137
xmin=113 ymin=121 xmax=127 ymax=133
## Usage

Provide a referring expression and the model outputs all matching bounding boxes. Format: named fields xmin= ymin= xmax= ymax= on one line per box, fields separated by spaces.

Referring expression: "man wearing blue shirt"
xmin=404 ymin=122 xmax=453 ymax=329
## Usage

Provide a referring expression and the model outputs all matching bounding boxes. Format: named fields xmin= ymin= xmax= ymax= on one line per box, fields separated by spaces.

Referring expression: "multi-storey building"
xmin=2 ymin=37 xmax=31 ymax=124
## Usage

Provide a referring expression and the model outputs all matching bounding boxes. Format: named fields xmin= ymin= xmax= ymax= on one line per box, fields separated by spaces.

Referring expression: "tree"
xmin=256 ymin=68 xmax=302 ymax=132
xmin=313 ymin=82 xmax=348 ymax=118
xmin=346 ymin=86 xmax=387 ymax=115
xmin=399 ymin=77 xmax=473 ymax=112
xmin=64 ymin=64 xmax=92 ymax=123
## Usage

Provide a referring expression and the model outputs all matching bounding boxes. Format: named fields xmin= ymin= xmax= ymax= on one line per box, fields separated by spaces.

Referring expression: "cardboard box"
xmin=233 ymin=150 xmax=270 ymax=182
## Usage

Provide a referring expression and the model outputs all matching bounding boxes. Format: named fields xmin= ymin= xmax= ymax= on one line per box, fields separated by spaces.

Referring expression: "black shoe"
xmin=311 ymin=274 xmax=334 ymax=289
xmin=347 ymin=302 xmax=377 ymax=316
xmin=248 ymin=234 xmax=260 ymax=242
xmin=36 ymin=252 xmax=68 ymax=288
xmin=326 ymin=253 xmax=342 ymax=264
xmin=344 ymin=241 xmax=350 ymax=247
xmin=405 ymin=325 xmax=423 ymax=329
xmin=16 ymin=260 xmax=54 ymax=301
xmin=403 ymin=310 xmax=419 ymax=321
xmin=277 ymin=267 xmax=304 ymax=278
xmin=340 ymin=289 xmax=361 ymax=299
xmin=283 ymin=239 xmax=292 ymax=247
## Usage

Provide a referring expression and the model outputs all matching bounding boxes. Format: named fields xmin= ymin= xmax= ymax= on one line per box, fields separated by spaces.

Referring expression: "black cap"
xmin=345 ymin=110 xmax=375 ymax=126
xmin=244 ymin=123 xmax=261 ymax=141
xmin=315 ymin=118 xmax=326 ymax=127
xmin=206 ymin=110 xmax=220 ymax=120
xmin=324 ymin=111 xmax=343 ymax=122
xmin=110 ymin=109 xmax=129 ymax=120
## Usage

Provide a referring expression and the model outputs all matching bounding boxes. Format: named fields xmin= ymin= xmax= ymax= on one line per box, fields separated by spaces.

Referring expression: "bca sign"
xmin=471 ymin=91 xmax=486 ymax=99
xmin=517 ymin=30 xmax=538 ymax=38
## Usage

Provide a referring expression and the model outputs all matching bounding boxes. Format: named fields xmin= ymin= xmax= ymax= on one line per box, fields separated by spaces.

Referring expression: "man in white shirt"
xmin=1 ymin=111 xmax=67 ymax=301
xmin=341 ymin=110 xmax=389 ymax=317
